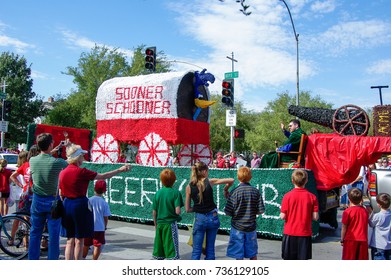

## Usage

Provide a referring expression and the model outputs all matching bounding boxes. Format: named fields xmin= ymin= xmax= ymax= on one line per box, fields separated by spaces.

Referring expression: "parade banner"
xmin=83 ymin=163 xmax=319 ymax=239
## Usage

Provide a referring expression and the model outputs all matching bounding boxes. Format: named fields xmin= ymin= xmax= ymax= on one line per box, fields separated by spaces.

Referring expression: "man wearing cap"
xmin=28 ymin=133 xmax=69 ymax=260
xmin=59 ymin=143 xmax=130 ymax=260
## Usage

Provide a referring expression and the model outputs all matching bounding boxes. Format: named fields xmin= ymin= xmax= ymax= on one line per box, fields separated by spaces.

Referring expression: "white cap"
xmin=67 ymin=148 xmax=88 ymax=159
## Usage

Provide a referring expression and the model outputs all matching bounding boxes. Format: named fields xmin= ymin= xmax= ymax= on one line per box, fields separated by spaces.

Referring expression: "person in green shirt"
xmin=260 ymin=119 xmax=306 ymax=168
xmin=28 ymin=133 xmax=68 ymax=260
xmin=152 ymin=168 xmax=184 ymax=260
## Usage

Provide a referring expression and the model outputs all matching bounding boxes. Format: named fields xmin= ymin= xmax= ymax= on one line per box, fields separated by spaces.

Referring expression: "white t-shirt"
xmin=89 ymin=195 xmax=111 ymax=231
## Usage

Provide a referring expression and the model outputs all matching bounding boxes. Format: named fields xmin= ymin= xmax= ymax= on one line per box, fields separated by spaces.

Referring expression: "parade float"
xmin=81 ymin=70 xmax=320 ymax=239
xmin=27 ymin=68 xmax=391 ymax=239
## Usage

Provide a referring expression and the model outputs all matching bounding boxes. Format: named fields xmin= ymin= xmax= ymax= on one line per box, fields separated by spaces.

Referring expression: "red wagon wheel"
xmin=332 ymin=104 xmax=370 ymax=136
xmin=138 ymin=132 xmax=170 ymax=166
xmin=91 ymin=134 xmax=120 ymax=163
xmin=178 ymin=144 xmax=212 ymax=166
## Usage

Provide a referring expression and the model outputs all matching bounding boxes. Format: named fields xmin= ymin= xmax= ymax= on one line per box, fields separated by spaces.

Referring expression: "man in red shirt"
xmin=280 ymin=169 xmax=319 ymax=260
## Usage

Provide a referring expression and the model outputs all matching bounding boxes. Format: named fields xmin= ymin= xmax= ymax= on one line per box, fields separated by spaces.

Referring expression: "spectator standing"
xmin=185 ymin=162 xmax=234 ymax=260
xmin=82 ymin=180 xmax=111 ymax=260
xmin=340 ymin=166 xmax=366 ymax=209
xmin=59 ymin=143 xmax=131 ymax=260
xmin=367 ymin=193 xmax=391 ymax=260
xmin=0 ymin=159 xmax=12 ymax=216
xmin=28 ymin=133 xmax=68 ymax=260
xmin=224 ymin=166 xmax=265 ymax=260
xmin=152 ymin=169 xmax=184 ymax=260
xmin=215 ymin=152 xmax=225 ymax=168
xmin=10 ymin=145 xmax=41 ymax=214
xmin=340 ymin=188 xmax=369 ymax=260
xmin=379 ymin=157 xmax=391 ymax=170
xmin=250 ymin=152 xmax=262 ymax=168
xmin=280 ymin=169 xmax=319 ymax=260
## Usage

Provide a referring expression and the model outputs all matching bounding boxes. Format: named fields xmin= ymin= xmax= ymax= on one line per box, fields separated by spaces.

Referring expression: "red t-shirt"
xmin=281 ymin=187 xmax=319 ymax=236
xmin=0 ymin=168 xmax=12 ymax=193
xmin=341 ymin=205 xmax=368 ymax=242
xmin=59 ymin=164 xmax=97 ymax=198
xmin=16 ymin=162 xmax=31 ymax=192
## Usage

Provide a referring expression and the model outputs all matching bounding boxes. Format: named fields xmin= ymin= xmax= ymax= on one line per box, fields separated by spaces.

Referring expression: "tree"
xmin=246 ymin=91 xmax=334 ymax=153
xmin=209 ymin=95 xmax=257 ymax=153
xmin=44 ymin=45 xmax=172 ymax=129
xmin=0 ymin=52 xmax=45 ymax=147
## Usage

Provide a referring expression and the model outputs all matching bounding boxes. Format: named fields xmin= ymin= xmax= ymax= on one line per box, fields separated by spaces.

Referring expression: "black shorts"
xmin=281 ymin=234 xmax=312 ymax=260
xmin=0 ymin=192 xmax=10 ymax=198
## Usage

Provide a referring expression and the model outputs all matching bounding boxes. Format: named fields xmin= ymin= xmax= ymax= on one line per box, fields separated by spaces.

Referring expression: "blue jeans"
xmin=341 ymin=182 xmax=364 ymax=205
xmin=371 ymin=247 xmax=391 ymax=260
xmin=29 ymin=194 xmax=61 ymax=260
xmin=192 ymin=209 xmax=220 ymax=260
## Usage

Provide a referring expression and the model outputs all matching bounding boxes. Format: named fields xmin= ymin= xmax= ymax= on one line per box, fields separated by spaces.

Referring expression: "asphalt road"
xmin=0 ymin=209 xmax=343 ymax=260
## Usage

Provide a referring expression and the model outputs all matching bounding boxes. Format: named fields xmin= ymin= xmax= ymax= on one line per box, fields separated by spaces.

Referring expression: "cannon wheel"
xmin=332 ymin=104 xmax=369 ymax=136
xmin=178 ymin=144 xmax=212 ymax=166
xmin=91 ymin=134 xmax=120 ymax=163
xmin=138 ymin=132 xmax=170 ymax=166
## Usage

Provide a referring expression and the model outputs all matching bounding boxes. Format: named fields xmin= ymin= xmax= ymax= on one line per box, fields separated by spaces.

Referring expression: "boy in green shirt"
xmin=152 ymin=168 xmax=184 ymax=260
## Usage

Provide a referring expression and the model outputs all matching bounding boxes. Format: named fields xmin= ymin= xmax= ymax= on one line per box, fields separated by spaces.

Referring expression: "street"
xmin=0 ymin=209 xmax=343 ymax=260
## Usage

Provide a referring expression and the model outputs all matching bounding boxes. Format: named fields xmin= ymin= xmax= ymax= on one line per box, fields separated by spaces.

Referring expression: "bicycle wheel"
xmin=0 ymin=215 xmax=30 ymax=259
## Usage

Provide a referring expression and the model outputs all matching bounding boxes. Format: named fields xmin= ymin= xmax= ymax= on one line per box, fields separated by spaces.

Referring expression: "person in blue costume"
xmin=260 ymin=119 xmax=306 ymax=168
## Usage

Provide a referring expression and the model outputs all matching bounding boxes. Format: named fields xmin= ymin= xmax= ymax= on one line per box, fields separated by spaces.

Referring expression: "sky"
xmin=1 ymin=0 xmax=390 ymax=113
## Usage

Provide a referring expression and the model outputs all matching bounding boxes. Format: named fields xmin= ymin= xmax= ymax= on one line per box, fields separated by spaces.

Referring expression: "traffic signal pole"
xmin=226 ymin=52 xmax=237 ymax=153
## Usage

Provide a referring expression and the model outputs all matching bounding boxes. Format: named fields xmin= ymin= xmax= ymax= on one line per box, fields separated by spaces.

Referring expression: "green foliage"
xmin=246 ymin=91 xmax=334 ymax=153
xmin=0 ymin=52 xmax=45 ymax=146
xmin=209 ymin=95 xmax=256 ymax=154
xmin=209 ymin=90 xmax=335 ymax=155
xmin=44 ymin=45 xmax=172 ymax=129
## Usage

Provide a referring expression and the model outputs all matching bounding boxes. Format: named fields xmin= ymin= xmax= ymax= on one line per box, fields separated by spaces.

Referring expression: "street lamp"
xmin=279 ymin=0 xmax=299 ymax=106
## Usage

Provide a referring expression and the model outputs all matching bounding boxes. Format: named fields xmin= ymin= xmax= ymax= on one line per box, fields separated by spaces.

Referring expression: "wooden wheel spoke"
xmin=332 ymin=104 xmax=369 ymax=136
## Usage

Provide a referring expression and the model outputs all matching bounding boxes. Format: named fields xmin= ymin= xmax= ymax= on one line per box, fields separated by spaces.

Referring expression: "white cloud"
xmin=308 ymin=20 xmax=391 ymax=56
xmin=60 ymin=29 xmax=133 ymax=58
xmin=310 ymin=0 xmax=336 ymax=13
xmin=31 ymin=70 xmax=48 ymax=80
xmin=366 ymin=59 xmax=391 ymax=75
xmin=171 ymin=0 xmax=314 ymax=103
xmin=0 ymin=35 xmax=34 ymax=53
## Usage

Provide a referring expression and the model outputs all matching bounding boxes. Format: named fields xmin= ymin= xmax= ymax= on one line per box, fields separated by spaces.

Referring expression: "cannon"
xmin=288 ymin=104 xmax=370 ymax=136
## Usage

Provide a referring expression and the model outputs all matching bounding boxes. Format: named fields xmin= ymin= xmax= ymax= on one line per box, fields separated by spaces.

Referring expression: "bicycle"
xmin=0 ymin=212 xmax=31 ymax=259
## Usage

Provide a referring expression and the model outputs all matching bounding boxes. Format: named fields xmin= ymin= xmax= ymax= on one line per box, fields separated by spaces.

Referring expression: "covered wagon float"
xmin=82 ymin=70 xmax=322 ymax=239
xmin=92 ymin=70 xmax=216 ymax=166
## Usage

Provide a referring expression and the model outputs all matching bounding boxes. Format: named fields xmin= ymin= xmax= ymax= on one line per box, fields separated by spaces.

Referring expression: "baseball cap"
xmin=94 ymin=180 xmax=107 ymax=193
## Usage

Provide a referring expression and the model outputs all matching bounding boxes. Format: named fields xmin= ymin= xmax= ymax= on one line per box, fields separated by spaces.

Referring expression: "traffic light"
xmin=2 ymin=100 xmax=11 ymax=120
xmin=222 ymin=78 xmax=234 ymax=107
xmin=145 ymin=47 xmax=156 ymax=71
xmin=234 ymin=128 xmax=245 ymax=139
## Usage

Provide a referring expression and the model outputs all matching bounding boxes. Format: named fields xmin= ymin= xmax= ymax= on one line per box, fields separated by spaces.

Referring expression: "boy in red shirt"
xmin=341 ymin=187 xmax=369 ymax=260
xmin=280 ymin=169 xmax=319 ymax=260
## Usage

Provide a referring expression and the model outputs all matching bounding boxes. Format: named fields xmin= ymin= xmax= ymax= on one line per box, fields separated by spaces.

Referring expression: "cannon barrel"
xmin=288 ymin=105 xmax=334 ymax=128
xmin=288 ymin=104 xmax=370 ymax=136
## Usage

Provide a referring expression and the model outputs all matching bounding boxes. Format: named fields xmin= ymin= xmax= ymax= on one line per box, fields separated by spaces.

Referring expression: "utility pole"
xmin=226 ymin=52 xmax=238 ymax=153
xmin=371 ymin=85 xmax=389 ymax=106
xmin=0 ymin=80 xmax=8 ymax=148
